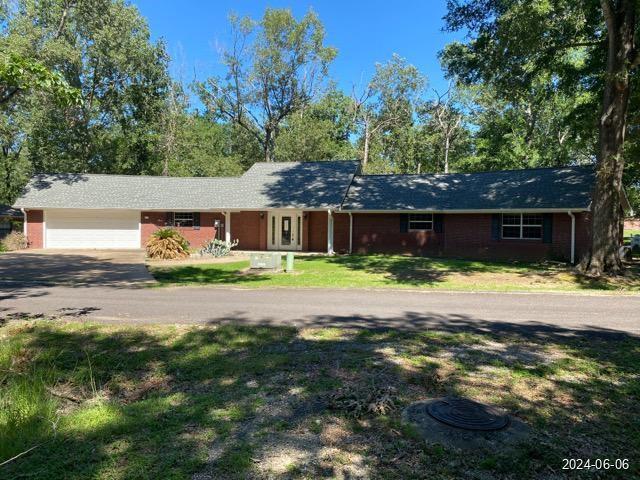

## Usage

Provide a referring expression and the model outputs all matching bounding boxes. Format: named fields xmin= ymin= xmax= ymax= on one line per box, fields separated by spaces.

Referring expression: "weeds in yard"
xmin=1 ymin=319 xmax=638 ymax=479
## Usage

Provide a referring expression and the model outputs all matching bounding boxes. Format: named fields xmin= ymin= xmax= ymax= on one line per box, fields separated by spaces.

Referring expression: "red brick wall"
xmin=230 ymin=211 xmax=267 ymax=251
xmin=307 ymin=211 xmax=328 ymax=252
xmin=350 ymin=212 xmax=592 ymax=262
xmin=352 ymin=213 xmax=443 ymax=255
xmin=25 ymin=209 xmax=44 ymax=248
xmin=574 ymin=212 xmax=591 ymax=262
xmin=141 ymin=211 xmax=224 ymax=249
xmin=334 ymin=213 xmax=350 ymax=253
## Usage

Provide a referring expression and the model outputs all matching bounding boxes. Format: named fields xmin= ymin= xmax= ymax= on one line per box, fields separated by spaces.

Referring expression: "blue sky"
xmin=132 ymin=0 xmax=464 ymax=102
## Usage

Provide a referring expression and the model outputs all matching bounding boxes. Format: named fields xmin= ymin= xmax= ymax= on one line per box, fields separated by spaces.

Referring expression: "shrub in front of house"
xmin=146 ymin=228 xmax=190 ymax=260
xmin=199 ymin=238 xmax=238 ymax=257
xmin=2 ymin=231 xmax=28 ymax=251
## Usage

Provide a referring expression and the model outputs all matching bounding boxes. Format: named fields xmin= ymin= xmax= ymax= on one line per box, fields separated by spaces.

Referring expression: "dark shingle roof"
xmin=13 ymin=161 xmax=360 ymax=210
xmin=341 ymin=166 xmax=595 ymax=211
xmin=238 ymin=161 xmax=360 ymax=209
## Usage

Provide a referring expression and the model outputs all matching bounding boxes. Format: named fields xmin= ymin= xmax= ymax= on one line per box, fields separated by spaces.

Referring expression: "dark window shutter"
xmin=434 ymin=214 xmax=444 ymax=233
xmin=491 ymin=214 xmax=501 ymax=241
xmin=542 ymin=213 xmax=553 ymax=243
xmin=193 ymin=212 xmax=200 ymax=230
xmin=400 ymin=214 xmax=409 ymax=233
xmin=165 ymin=212 xmax=174 ymax=227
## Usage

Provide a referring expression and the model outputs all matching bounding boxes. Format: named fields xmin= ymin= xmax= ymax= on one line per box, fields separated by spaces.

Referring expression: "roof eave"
xmin=339 ymin=207 xmax=591 ymax=214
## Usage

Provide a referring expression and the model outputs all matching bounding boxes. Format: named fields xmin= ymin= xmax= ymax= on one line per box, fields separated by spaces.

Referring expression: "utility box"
xmin=285 ymin=252 xmax=294 ymax=272
xmin=250 ymin=252 xmax=282 ymax=270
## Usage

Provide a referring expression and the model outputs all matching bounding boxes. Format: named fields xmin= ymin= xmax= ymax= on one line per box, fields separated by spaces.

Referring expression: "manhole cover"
xmin=427 ymin=397 xmax=509 ymax=431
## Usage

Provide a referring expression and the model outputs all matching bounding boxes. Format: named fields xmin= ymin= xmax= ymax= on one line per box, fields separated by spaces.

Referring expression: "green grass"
xmin=149 ymin=254 xmax=640 ymax=293
xmin=625 ymin=229 xmax=640 ymax=243
xmin=2 ymin=320 xmax=638 ymax=479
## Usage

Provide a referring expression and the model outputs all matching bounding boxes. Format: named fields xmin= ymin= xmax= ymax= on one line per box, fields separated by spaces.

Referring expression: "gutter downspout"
xmin=224 ymin=211 xmax=231 ymax=246
xmin=348 ymin=212 xmax=353 ymax=254
xmin=20 ymin=208 xmax=27 ymax=236
xmin=568 ymin=211 xmax=575 ymax=265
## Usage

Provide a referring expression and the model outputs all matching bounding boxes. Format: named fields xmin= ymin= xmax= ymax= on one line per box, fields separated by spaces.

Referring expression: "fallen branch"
xmin=0 ymin=444 xmax=41 ymax=467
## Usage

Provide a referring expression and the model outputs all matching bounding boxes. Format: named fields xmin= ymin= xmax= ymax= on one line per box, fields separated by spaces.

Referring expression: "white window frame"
xmin=408 ymin=213 xmax=434 ymax=231
xmin=502 ymin=213 xmax=543 ymax=240
xmin=174 ymin=212 xmax=194 ymax=227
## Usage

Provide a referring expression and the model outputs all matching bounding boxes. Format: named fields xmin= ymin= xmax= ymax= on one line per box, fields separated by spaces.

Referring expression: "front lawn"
xmin=149 ymin=254 xmax=640 ymax=293
xmin=1 ymin=320 xmax=638 ymax=479
xmin=625 ymin=229 xmax=640 ymax=244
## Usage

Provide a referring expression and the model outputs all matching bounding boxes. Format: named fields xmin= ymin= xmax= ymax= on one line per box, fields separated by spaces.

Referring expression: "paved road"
xmin=2 ymin=285 xmax=639 ymax=335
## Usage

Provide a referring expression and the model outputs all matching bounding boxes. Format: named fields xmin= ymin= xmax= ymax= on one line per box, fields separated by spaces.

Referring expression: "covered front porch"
xmin=142 ymin=209 xmax=350 ymax=254
xmin=223 ymin=209 xmax=344 ymax=254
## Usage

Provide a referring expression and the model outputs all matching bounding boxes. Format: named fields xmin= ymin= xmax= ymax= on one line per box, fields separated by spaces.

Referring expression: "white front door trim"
xmin=267 ymin=210 xmax=303 ymax=251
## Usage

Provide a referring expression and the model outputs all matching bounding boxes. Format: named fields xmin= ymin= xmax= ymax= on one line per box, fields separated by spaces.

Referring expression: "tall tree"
xmin=425 ymin=81 xmax=464 ymax=173
xmin=442 ymin=0 xmax=640 ymax=274
xmin=1 ymin=0 xmax=171 ymax=181
xmin=351 ymin=54 xmax=426 ymax=170
xmin=453 ymin=81 xmax=594 ymax=172
xmin=197 ymin=8 xmax=336 ymax=162
xmin=274 ymin=87 xmax=356 ymax=161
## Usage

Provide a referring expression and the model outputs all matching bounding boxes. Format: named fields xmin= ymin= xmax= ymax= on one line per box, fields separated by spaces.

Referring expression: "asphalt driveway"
xmin=0 ymin=249 xmax=154 ymax=287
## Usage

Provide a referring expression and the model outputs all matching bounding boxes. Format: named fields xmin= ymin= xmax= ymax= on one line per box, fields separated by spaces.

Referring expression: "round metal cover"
xmin=427 ymin=398 xmax=509 ymax=431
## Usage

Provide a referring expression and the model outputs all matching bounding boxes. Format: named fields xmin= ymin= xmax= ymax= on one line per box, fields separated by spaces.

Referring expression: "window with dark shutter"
xmin=400 ymin=214 xmax=409 ymax=233
xmin=501 ymin=213 xmax=543 ymax=239
xmin=174 ymin=213 xmax=195 ymax=227
xmin=434 ymin=214 xmax=444 ymax=233
xmin=542 ymin=213 xmax=552 ymax=243
xmin=491 ymin=214 xmax=501 ymax=240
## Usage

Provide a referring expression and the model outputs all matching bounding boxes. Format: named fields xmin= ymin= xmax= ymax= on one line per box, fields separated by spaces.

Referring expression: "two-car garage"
xmin=44 ymin=209 xmax=140 ymax=249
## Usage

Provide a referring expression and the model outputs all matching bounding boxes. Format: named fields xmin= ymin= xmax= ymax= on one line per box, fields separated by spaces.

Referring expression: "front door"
xmin=268 ymin=211 xmax=302 ymax=250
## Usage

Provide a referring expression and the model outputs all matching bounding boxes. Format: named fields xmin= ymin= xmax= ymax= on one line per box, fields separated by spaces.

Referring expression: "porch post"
xmin=225 ymin=211 xmax=231 ymax=245
xmin=327 ymin=209 xmax=334 ymax=254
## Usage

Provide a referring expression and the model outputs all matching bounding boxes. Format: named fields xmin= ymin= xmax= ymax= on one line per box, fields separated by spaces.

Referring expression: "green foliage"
xmin=440 ymin=0 xmax=638 ymax=207
xmin=197 ymin=8 xmax=337 ymax=161
xmin=274 ymin=87 xmax=357 ymax=161
xmin=1 ymin=0 xmax=171 ymax=199
xmin=0 ymin=53 xmax=81 ymax=106
xmin=169 ymin=116 xmax=247 ymax=177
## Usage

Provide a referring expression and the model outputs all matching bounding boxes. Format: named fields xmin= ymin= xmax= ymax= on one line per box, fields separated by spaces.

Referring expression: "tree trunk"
xmin=264 ymin=129 xmax=272 ymax=162
xmin=444 ymin=135 xmax=450 ymax=174
xmin=583 ymin=0 xmax=636 ymax=275
xmin=362 ymin=122 xmax=370 ymax=168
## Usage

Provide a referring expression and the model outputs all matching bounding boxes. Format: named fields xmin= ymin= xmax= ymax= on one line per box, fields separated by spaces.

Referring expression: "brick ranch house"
xmin=13 ymin=161 xmax=627 ymax=263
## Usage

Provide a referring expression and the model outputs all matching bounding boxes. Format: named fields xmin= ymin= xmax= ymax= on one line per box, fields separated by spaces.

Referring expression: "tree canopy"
xmin=2 ymin=2 xmax=639 ymax=272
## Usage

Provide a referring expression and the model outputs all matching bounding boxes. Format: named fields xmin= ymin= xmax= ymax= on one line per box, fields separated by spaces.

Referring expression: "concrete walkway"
xmin=2 ymin=285 xmax=639 ymax=335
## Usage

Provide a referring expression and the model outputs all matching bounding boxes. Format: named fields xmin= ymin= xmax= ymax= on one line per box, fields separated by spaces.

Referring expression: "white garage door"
xmin=45 ymin=209 xmax=140 ymax=249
